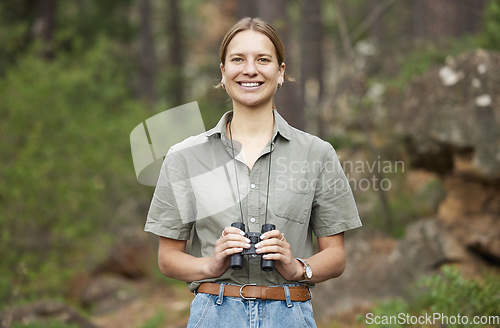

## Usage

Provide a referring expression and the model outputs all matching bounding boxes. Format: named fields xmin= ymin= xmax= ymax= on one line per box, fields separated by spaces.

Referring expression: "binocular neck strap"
xmin=228 ymin=119 xmax=273 ymax=226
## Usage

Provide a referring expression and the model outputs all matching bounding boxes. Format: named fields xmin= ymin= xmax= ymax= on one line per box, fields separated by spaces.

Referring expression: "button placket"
xmin=247 ymin=161 xmax=262 ymax=284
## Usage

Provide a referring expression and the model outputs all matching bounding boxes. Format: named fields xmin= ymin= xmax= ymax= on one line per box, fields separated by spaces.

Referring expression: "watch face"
xmin=305 ymin=266 xmax=312 ymax=279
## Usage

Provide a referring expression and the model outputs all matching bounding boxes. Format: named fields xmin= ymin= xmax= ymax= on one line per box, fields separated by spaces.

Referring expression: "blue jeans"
xmin=186 ymin=283 xmax=317 ymax=328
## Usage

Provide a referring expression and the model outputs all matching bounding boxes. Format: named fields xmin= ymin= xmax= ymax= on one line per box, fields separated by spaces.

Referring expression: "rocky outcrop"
xmin=314 ymin=49 xmax=500 ymax=322
xmin=394 ymin=49 xmax=500 ymax=264
xmin=438 ymin=176 xmax=500 ymax=264
xmin=395 ymin=49 xmax=500 ymax=181
xmin=312 ymin=218 xmax=471 ymax=320
xmin=80 ymin=275 xmax=140 ymax=316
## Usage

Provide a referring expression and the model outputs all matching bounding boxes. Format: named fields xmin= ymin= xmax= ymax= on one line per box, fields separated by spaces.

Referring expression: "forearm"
xmin=158 ymin=248 xmax=214 ymax=282
xmin=158 ymin=237 xmax=219 ymax=282
xmin=293 ymin=233 xmax=346 ymax=284
xmin=305 ymin=244 xmax=346 ymax=283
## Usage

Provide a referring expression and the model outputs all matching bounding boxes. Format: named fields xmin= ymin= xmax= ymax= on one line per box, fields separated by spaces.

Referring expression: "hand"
xmin=203 ymin=226 xmax=251 ymax=278
xmin=255 ymin=230 xmax=302 ymax=281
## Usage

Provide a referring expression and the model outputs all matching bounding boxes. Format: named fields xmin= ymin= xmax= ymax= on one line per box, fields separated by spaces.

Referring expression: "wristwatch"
xmin=296 ymin=258 xmax=312 ymax=281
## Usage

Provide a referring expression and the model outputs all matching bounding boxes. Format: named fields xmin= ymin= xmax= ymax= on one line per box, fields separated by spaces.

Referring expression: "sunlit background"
xmin=1 ymin=1 xmax=499 ymax=327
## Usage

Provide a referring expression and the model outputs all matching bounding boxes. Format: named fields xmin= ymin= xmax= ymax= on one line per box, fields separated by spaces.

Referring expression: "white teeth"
xmin=240 ymin=82 xmax=260 ymax=87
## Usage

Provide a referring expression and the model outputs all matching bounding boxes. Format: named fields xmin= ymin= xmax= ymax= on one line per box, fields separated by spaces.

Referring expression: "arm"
xmin=158 ymin=237 xmax=211 ymax=282
xmin=304 ymin=232 xmax=346 ymax=283
xmin=158 ymin=227 xmax=251 ymax=282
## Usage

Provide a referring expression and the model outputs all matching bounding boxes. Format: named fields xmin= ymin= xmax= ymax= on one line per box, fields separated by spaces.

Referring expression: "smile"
xmin=238 ymin=82 xmax=264 ymax=88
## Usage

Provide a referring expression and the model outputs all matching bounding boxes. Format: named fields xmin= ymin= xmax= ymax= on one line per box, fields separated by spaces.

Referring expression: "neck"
xmin=230 ymin=102 xmax=274 ymax=139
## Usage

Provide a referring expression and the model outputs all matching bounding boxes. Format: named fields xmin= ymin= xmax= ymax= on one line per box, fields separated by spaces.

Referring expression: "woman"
xmin=145 ymin=17 xmax=361 ymax=327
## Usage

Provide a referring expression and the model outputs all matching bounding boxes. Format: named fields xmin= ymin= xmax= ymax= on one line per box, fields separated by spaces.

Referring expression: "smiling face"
xmin=220 ymin=29 xmax=285 ymax=110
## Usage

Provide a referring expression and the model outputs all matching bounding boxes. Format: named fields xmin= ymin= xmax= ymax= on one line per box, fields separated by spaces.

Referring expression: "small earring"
xmin=278 ymin=82 xmax=283 ymax=89
xmin=221 ymin=81 xmax=225 ymax=89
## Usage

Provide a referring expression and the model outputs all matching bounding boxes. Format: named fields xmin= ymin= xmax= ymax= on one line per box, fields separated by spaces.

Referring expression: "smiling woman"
xmin=145 ymin=17 xmax=362 ymax=328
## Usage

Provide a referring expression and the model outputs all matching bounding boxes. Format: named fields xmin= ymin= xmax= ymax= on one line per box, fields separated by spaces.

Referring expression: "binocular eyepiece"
xmin=230 ymin=222 xmax=276 ymax=271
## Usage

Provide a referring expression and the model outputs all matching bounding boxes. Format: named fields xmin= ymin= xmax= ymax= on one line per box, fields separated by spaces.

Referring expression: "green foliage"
xmin=364 ymin=266 xmax=500 ymax=328
xmin=481 ymin=0 xmax=500 ymax=51
xmin=361 ymin=298 xmax=410 ymax=328
xmin=418 ymin=266 xmax=500 ymax=325
xmin=138 ymin=310 xmax=167 ymax=328
xmin=12 ymin=321 xmax=79 ymax=328
xmin=384 ymin=37 xmax=478 ymax=91
xmin=0 ymin=37 xmax=152 ymax=304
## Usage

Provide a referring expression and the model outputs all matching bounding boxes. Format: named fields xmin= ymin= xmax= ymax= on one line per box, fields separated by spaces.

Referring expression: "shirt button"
xmin=250 ymin=217 xmax=256 ymax=223
xmin=250 ymin=183 xmax=256 ymax=189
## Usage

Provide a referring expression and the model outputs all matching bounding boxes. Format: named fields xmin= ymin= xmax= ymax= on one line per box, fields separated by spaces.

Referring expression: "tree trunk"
xmin=139 ymin=0 xmax=155 ymax=108
xmin=413 ymin=0 xmax=486 ymax=38
xmin=236 ymin=0 xmax=258 ymax=19
xmin=167 ymin=0 xmax=184 ymax=106
xmin=300 ymin=0 xmax=324 ymax=136
xmin=32 ymin=0 xmax=57 ymax=60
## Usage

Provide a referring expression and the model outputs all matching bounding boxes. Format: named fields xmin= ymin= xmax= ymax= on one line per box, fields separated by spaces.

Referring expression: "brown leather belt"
xmin=197 ymin=283 xmax=311 ymax=301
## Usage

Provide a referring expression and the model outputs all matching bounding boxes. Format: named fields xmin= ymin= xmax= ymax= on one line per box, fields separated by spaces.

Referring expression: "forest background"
xmin=1 ymin=0 xmax=499 ymax=327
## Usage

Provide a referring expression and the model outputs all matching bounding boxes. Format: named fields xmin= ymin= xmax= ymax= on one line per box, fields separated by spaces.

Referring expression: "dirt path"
xmin=91 ymin=280 xmax=193 ymax=328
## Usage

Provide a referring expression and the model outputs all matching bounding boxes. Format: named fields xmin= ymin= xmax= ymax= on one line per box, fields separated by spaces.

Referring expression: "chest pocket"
xmin=273 ymin=189 xmax=312 ymax=224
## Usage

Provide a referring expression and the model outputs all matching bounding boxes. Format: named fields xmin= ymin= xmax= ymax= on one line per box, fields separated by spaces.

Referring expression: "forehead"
xmin=227 ymin=30 xmax=277 ymax=57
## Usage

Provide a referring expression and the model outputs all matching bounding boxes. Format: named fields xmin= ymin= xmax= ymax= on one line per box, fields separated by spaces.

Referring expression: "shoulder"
xmin=163 ymin=131 xmax=215 ymax=167
xmin=287 ymin=125 xmax=335 ymax=158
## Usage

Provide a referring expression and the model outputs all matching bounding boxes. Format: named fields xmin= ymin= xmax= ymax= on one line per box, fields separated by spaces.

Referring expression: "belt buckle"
xmin=239 ymin=284 xmax=257 ymax=300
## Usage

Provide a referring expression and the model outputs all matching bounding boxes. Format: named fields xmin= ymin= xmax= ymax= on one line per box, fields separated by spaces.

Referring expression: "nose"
xmin=243 ymin=61 xmax=258 ymax=76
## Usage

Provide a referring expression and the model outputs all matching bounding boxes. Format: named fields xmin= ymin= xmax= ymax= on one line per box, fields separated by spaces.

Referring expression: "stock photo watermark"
xmin=365 ymin=312 xmax=500 ymax=326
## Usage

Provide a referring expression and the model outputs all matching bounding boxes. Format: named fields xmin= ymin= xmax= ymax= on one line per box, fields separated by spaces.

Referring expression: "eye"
xmin=258 ymin=58 xmax=271 ymax=63
xmin=231 ymin=57 xmax=243 ymax=62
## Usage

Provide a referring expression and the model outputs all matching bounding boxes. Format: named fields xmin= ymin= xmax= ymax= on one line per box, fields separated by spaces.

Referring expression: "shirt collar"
xmin=205 ymin=109 xmax=292 ymax=141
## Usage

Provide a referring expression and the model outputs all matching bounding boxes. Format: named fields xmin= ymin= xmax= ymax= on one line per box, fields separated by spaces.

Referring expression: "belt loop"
xmin=283 ymin=285 xmax=293 ymax=308
xmin=216 ymin=283 xmax=226 ymax=305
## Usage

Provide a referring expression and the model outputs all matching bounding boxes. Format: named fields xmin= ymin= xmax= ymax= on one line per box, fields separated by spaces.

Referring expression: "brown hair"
xmin=219 ymin=17 xmax=292 ymax=83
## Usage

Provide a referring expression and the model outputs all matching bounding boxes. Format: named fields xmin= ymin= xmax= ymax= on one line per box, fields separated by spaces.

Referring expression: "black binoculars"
xmin=230 ymin=222 xmax=276 ymax=271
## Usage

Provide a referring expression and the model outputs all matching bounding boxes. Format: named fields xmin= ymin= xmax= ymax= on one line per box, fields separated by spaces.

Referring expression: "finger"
xmin=255 ymin=245 xmax=289 ymax=255
xmin=260 ymin=230 xmax=282 ymax=240
xmin=219 ymin=234 xmax=251 ymax=247
xmin=255 ymin=237 xmax=289 ymax=250
xmin=222 ymin=240 xmax=251 ymax=250
xmin=261 ymin=253 xmax=290 ymax=261
xmin=222 ymin=227 xmax=246 ymax=237
xmin=220 ymin=247 xmax=244 ymax=257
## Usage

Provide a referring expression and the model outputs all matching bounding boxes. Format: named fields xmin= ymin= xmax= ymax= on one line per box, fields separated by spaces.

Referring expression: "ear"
xmin=279 ymin=62 xmax=286 ymax=83
xmin=220 ymin=63 xmax=225 ymax=75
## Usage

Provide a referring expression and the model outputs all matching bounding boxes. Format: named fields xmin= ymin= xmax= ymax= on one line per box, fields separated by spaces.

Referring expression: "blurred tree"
xmin=236 ymin=0 xmax=258 ymax=18
xmin=166 ymin=0 xmax=185 ymax=106
xmin=413 ymin=0 xmax=487 ymax=38
xmin=139 ymin=0 xmax=155 ymax=108
xmin=300 ymin=0 xmax=324 ymax=136
xmin=32 ymin=0 xmax=57 ymax=60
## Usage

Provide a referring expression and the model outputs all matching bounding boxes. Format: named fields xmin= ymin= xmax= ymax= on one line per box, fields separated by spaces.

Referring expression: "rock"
xmin=312 ymin=219 xmax=471 ymax=321
xmin=395 ymin=49 xmax=500 ymax=180
xmin=438 ymin=176 xmax=500 ymax=264
xmin=92 ymin=227 xmax=155 ymax=279
xmin=392 ymin=49 xmax=500 ymax=266
xmin=80 ymin=275 xmax=140 ymax=316
xmin=0 ymin=300 xmax=98 ymax=328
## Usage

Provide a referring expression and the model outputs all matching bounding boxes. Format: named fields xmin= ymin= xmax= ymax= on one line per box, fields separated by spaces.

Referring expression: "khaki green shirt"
xmin=145 ymin=110 xmax=361 ymax=292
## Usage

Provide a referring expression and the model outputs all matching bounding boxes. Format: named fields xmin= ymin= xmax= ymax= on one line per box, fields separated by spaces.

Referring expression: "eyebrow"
xmin=228 ymin=52 xmax=274 ymax=58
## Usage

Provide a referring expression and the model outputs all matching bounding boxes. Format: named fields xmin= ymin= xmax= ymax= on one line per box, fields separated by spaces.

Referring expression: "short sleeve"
xmin=144 ymin=151 xmax=194 ymax=240
xmin=311 ymin=144 xmax=362 ymax=237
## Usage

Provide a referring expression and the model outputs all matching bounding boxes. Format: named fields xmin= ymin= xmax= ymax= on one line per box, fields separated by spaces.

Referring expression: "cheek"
xmin=223 ymin=65 xmax=241 ymax=79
